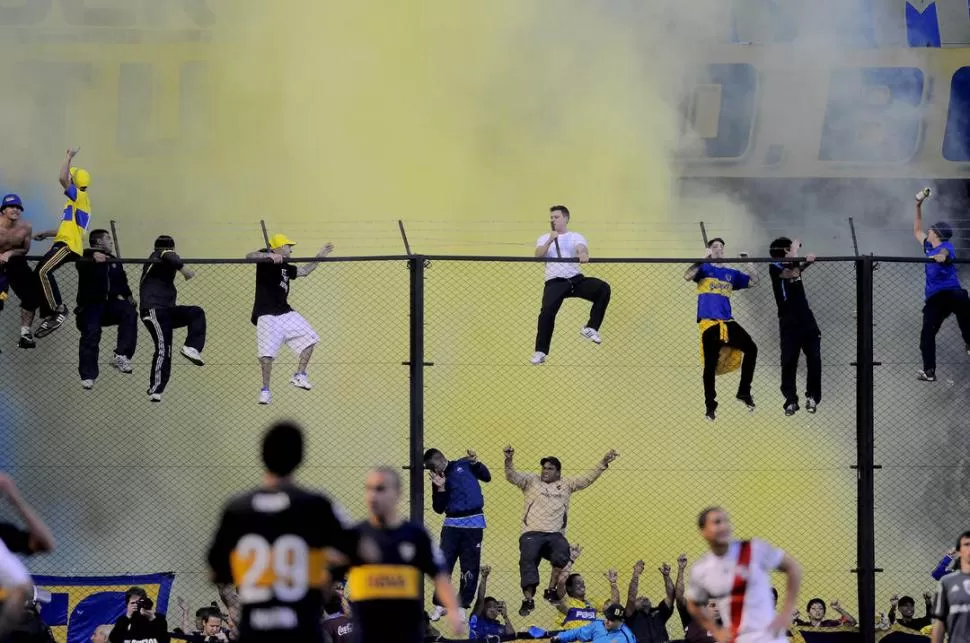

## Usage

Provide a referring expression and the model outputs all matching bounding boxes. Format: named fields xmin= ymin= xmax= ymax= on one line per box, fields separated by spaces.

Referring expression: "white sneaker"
xmin=580 ymin=327 xmax=602 ymax=344
xmin=530 ymin=351 xmax=547 ymax=365
xmin=259 ymin=388 xmax=272 ymax=405
xmin=290 ymin=372 xmax=312 ymax=390
xmin=113 ymin=354 xmax=133 ymax=374
xmin=149 ymin=393 xmax=162 ymax=403
xmin=180 ymin=346 xmax=204 ymax=366
xmin=81 ymin=379 xmax=94 ymax=390
xmin=429 ymin=606 xmax=446 ymax=622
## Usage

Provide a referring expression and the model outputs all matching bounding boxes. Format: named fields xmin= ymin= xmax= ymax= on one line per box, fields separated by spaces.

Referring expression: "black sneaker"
xmin=705 ymin=407 xmax=716 ymax=422
xmin=736 ymin=394 xmax=756 ymax=411
xmin=18 ymin=332 xmax=36 ymax=349
xmin=784 ymin=402 xmax=799 ymax=416
xmin=542 ymin=588 xmax=558 ymax=603
xmin=519 ymin=598 xmax=535 ymax=617
xmin=34 ymin=305 xmax=68 ymax=338
xmin=917 ymin=369 xmax=936 ymax=382
xmin=805 ymin=397 xmax=818 ymax=413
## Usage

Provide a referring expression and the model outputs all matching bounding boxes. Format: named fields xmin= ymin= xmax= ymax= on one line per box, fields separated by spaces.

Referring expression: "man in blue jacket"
xmin=424 ymin=447 xmax=491 ymax=623
xmin=552 ymin=603 xmax=636 ymax=643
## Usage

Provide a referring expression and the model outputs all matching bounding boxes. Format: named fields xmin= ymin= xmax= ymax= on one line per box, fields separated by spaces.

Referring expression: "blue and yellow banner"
xmin=33 ymin=572 xmax=174 ymax=643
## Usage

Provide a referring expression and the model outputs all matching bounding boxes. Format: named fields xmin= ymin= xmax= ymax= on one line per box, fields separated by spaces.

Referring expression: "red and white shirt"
xmin=685 ymin=539 xmax=785 ymax=643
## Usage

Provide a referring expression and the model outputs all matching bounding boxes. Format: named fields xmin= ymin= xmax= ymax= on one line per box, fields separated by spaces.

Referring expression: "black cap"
xmin=604 ymin=603 xmax=625 ymax=621
xmin=540 ymin=456 xmax=562 ymax=471
xmin=707 ymin=237 xmax=725 ymax=248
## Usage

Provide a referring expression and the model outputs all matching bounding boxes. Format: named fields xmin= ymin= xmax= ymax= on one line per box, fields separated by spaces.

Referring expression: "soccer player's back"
xmin=207 ymin=422 xmax=357 ymax=643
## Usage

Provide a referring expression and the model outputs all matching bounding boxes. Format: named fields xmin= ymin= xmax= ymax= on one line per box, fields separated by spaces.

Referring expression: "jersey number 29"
xmin=236 ymin=534 xmax=309 ymax=603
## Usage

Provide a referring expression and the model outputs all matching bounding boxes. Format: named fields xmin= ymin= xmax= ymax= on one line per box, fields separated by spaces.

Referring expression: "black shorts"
xmin=0 ymin=256 xmax=38 ymax=311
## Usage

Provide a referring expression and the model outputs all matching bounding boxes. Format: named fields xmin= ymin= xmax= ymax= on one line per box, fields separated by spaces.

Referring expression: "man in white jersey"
xmin=685 ymin=507 xmax=801 ymax=643
xmin=531 ymin=205 xmax=612 ymax=365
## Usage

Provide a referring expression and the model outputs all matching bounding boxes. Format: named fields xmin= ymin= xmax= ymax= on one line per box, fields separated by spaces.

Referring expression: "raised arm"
xmin=932 ymin=550 xmax=956 ymax=580
xmin=472 ymin=565 xmax=490 ymax=617
xmin=296 ymin=243 xmax=334 ymax=277
xmin=625 ymin=560 xmax=644 ymax=617
xmin=674 ymin=553 xmax=687 ymax=606
xmin=503 ymin=446 xmax=529 ymax=489
xmin=0 ymin=473 xmax=55 ymax=553
xmin=830 ymin=599 xmax=857 ymax=626
xmin=660 ymin=562 xmax=675 ymax=609
xmin=565 ymin=450 xmax=618 ymax=492
xmin=216 ymin=583 xmax=241 ymax=632
xmin=466 ymin=450 xmax=491 ymax=482
xmin=923 ymin=591 xmax=934 ymax=619
xmin=58 ymin=148 xmax=79 ymax=189
xmin=914 ymin=188 xmax=930 ymax=243
xmin=605 ymin=568 xmax=621 ymax=605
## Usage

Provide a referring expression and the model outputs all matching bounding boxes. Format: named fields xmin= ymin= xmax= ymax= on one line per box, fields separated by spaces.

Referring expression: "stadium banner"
xmin=33 ymin=572 xmax=175 ymax=643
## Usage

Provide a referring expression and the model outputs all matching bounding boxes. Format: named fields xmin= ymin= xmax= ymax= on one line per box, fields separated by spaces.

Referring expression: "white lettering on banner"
xmin=251 ymin=606 xmax=298 ymax=630
xmin=675 ymin=47 xmax=970 ymax=178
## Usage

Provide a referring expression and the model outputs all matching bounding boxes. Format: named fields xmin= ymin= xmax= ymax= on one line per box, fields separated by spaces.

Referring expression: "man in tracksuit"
xmin=75 ymin=229 xmax=137 ymax=389
xmin=424 ymin=447 xmax=491 ymax=623
xmin=139 ymin=235 xmax=206 ymax=402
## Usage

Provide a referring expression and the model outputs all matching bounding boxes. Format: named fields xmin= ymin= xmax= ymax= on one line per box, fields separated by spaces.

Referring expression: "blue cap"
xmin=1 ymin=194 xmax=23 ymax=210
xmin=931 ymin=222 xmax=953 ymax=241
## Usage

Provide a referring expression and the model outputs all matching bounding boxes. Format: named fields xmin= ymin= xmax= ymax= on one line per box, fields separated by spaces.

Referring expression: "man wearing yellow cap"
xmin=32 ymin=147 xmax=91 ymax=339
xmin=246 ymin=233 xmax=333 ymax=405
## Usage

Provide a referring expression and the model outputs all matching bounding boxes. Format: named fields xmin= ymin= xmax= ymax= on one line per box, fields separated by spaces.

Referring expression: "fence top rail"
xmin=15 ymin=253 xmax=966 ymax=265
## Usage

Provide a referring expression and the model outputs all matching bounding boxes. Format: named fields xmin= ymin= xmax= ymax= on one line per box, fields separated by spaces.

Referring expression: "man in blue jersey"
xmin=684 ymin=238 xmax=760 ymax=422
xmin=913 ymin=188 xmax=970 ymax=382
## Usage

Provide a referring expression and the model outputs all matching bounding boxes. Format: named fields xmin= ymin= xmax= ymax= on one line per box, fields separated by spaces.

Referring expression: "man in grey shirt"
xmin=932 ymin=530 xmax=970 ymax=643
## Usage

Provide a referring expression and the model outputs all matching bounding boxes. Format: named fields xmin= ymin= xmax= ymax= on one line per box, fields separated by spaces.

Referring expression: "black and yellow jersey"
xmin=206 ymin=484 xmax=356 ymax=643
xmin=348 ymin=521 xmax=445 ymax=643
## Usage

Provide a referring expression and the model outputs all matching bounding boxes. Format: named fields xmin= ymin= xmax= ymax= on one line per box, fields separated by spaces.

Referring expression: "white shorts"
xmin=256 ymin=311 xmax=319 ymax=358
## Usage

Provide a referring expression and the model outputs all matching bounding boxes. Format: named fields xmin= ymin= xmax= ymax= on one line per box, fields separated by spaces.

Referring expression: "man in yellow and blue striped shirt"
xmin=32 ymin=147 xmax=91 ymax=339
xmin=684 ymin=238 xmax=760 ymax=422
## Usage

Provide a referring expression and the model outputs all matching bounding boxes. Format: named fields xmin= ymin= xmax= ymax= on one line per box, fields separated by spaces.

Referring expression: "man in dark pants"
xmin=768 ymin=237 xmax=820 ymax=416
xmin=684 ymin=238 xmax=759 ymax=422
xmin=912 ymin=188 xmax=970 ymax=382
xmin=531 ymin=205 xmax=611 ymax=365
xmin=0 ymin=194 xmax=41 ymax=350
xmin=424 ymin=447 xmax=491 ymax=623
xmin=75 ymin=229 xmax=137 ymax=390
xmin=139 ymin=235 xmax=206 ymax=403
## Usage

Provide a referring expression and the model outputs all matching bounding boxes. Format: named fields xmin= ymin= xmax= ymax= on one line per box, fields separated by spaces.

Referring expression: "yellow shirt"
xmin=54 ymin=185 xmax=91 ymax=255
xmin=557 ymin=596 xmax=600 ymax=630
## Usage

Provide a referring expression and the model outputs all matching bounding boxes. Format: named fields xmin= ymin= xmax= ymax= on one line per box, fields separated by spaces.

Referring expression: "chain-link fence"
xmin=0 ymin=252 xmax=964 ymax=641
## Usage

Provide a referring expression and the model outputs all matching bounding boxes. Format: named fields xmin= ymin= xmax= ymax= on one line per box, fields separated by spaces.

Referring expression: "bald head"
xmin=365 ymin=467 xmax=401 ymax=522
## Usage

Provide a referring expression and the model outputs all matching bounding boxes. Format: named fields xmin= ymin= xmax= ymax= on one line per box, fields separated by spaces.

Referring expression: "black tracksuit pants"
xmin=141 ymin=305 xmax=206 ymax=394
xmin=534 ymin=275 xmax=611 ymax=354
xmin=77 ymin=300 xmax=138 ymax=380
xmin=920 ymin=288 xmax=970 ymax=372
xmin=779 ymin=313 xmax=821 ymax=406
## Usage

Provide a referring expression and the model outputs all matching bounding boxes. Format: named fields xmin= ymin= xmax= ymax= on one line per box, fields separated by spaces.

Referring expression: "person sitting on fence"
xmin=551 ymin=549 xmax=620 ymax=632
xmin=550 ymin=603 xmax=635 ymax=643
xmin=531 ymin=204 xmax=611 ymax=365
xmin=246 ymin=233 xmax=333 ymax=405
xmin=889 ymin=593 xmax=934 ymax=631
xmin=684 ymin=237 xmax=759 ymax=422
xmin=624 ymin=557 xmax=679 ymax=643
xmin=503 ymin=445 xmax=619 ymax=617
xmin=467 ymin=566 xmax=515 ymax=639
xmin=912 ymin=187 xmax=970 ymax=382
xmin=793 ymin=598 xmax=857 ymax=628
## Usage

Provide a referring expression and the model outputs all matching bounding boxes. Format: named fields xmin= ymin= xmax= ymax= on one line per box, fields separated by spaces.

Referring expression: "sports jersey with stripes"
xmin=55 ymin=185 xmax=91 ymax=255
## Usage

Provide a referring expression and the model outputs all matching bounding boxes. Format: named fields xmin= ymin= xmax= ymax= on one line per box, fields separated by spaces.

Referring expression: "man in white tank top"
xmin=531 ymin=205 xmax=612 ymax=365
xmin=685 ymin=507 xmax=801 ymax=643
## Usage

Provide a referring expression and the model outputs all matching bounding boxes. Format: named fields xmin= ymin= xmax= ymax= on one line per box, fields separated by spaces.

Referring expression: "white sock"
xmin=20 ymin=326 xmax=29 ymax=335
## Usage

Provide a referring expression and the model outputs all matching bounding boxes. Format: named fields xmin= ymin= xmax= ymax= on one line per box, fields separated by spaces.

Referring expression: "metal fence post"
xmin=855 ymin=255 xmax=877 ymax=643
xmin=407 ymin=256 xmax=426 ymax=525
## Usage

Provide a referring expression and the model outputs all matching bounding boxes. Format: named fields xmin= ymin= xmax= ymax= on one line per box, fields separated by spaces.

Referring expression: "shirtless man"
xmin=0 ymin=194 xmax=40 ymax=349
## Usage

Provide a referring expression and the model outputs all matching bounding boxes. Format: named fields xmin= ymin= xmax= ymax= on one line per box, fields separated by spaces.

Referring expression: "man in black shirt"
xmin=75 ymin=229 xmax=137 ymax=390
xmin=889 ymin=593 xmax=934 ymax=632
xmin=768 ymin=237 xmax=820 ymax=416
xmin=348 ymin=467 xmax=463 ymax=643
xmin=207 ymin=421 xmax=361 ymax=643
xmin=108 ymin=588 xmax=170 ymax=643
xmin=139 ymin=235 xmax=205 ymax=402
xmin=625 ymin=558 xmax=678 ymax=643
xmin=245 ymin=233 xmax=333 ymax=405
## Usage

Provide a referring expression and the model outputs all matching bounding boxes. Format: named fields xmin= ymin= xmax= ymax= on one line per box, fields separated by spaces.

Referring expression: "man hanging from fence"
xmin=140 ymin=235 xmax=205 ymax=403
xmin=684 ymin=238 xmax=759 ymax=422
xmin=0 ymin=194 xmax=40 ymax=350
xmin=31 ymin=148 xmax=91 ymax=338
xmin=531 ymin=205 xmax=611 ymax=365
xmin=768 ymin=237 xmax=820 ymax=416
xmin=245 ymin=233 xmax=333 ymax=405
xmin=503 ymin=445 xmax=618 ymax=617
xmin=912 ymin=188 xmax=970 ymax=382
xmin=75 ymin=229 xmax=137 ymax=390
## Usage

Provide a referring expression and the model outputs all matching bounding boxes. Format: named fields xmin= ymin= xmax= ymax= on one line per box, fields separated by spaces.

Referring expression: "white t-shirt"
xmin=685 ymin=539 xmax=785 ymax=643
xmin=0 ymin=539 xmax=30 ymax=589
xmin=536 ymin=231 xmax=587 ymax=281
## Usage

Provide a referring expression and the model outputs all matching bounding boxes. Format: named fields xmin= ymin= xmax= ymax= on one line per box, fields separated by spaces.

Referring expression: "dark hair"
xmin=154 ymin=235 xmax=175 ymax=250
xmin=769 ymin=237 xmax=792 ymax=259
xmin=956 ymin=530 xmax=970 ymax=550
xmin=261 ymin=421 xmax=304 ymax=477
xmin=125 ymin=587 xmax=147 ymax=603
xmin=898 ymin=595 xmax=916 ymax=608
xmin=324 ymin=594 xmax=342 ymax=615
xmin=550 ymin=205 xmax=570 ymax=220
xmin=807 ymin=598 xmax=826 ymax=613
xmin=697 ymin=506 xmax=724 ymax=529
xmin=423 ymin=449 xmax=443 ymax=465
xmin=89 ymin=229 xmax=110 ymax=246
xmin=707 ymin=237 xmax=725 ymax=248
xmin=483 ymin=596 xmax=499 ymax=607
xmin=565 ymin=573 xmax=583 ymax=593
xmin=201 ymin=607 xmax=222 ymax=623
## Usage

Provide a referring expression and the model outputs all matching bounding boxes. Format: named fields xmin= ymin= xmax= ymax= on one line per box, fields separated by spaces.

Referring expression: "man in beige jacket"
xmin=503 ymin=445 xmax=619 ymax=617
